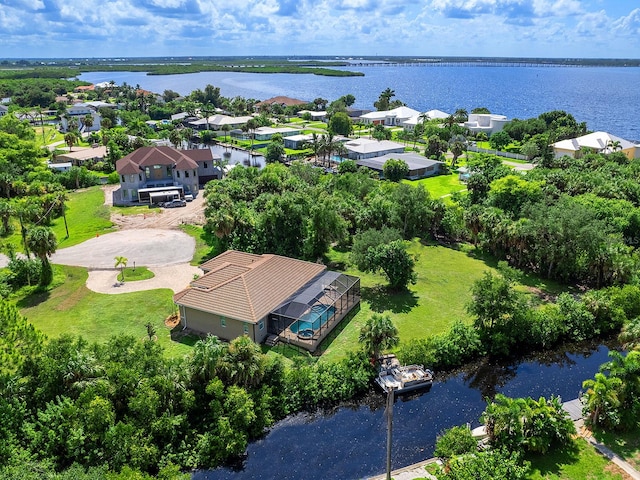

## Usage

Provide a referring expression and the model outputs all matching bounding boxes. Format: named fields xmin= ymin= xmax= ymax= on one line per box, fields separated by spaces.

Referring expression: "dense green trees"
xmin=382 ymin=158 xmax=409 ymax=181
xmin=0 ymin=308 xmax=374 ymax=476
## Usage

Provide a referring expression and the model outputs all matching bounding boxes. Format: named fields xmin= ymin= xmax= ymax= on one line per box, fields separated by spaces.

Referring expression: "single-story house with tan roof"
xmin=54 ymin=145 xmax=107 ymax=166
xmin=551 ymin=131 xmax=640 ymax=160
xmin=173 ymin=250 xmax=360 ymax=352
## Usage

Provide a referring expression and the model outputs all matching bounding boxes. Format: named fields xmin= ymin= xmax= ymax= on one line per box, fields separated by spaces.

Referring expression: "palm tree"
xmin=169 ymin=128 xmax=183 ymax=148
xmin=64 ymin=131 xmax=78 ymax=152
xmin=219 ymin=335 xmax=265 ymax=388
xmin=221 ymin=123 xmax=231 ymax=143
xmin=26 ymin=226 xmax=57 ymax=285
xmin=83 ymin=114 xmax=94 ymax=132
xmin=245 ymin=118 xmax=259 ymax=152
xmin=454 ymin=108 xmax=468 ymax=123
xmin=358 ymin=313 xmax=399 ymax=361
xmin=0 ymin=198 xmax=14 ymax=235
xmin=114 ymin=256 xmax=128 ymax=282
xmin=189 ymin=334 xmax=226 ymax=383
xmin=582 ymin=372 xmax=622 ymax=428
xmin=606 ymin=139 xmax=622 ymax=153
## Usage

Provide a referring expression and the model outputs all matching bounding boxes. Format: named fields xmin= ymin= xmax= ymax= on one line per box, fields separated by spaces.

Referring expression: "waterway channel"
xmin=194 ymin=339 xmax=619 ymax=480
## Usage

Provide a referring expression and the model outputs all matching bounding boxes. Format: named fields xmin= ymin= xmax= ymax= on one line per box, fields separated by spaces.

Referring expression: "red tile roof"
xmin=116 ymin=146 xmax=212 ymax=175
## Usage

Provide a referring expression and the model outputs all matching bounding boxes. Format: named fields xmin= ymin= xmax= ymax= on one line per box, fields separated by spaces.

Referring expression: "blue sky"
xmin=0 ymin=0 xmax=638 ymax=59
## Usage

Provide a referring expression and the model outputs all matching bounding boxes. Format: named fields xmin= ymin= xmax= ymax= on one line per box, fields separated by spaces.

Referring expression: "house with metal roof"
xmin=356 ymin=153 xmax=444 ymax=179
xmin=343 ymin=138 xmax=405 ymax=160
xmin=173 ymin=250 xmax=360 ymax=352
xmin=114 ymin=146 xmax=220 ymax=205
xmin=551 ymin=131 xmax=640 ymax=160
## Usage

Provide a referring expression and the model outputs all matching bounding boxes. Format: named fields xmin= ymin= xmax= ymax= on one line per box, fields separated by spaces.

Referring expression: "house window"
xmin=177 ymin=171 xmax=180 ymax=178
xmin=258 ymin=320 xmax=264 ymax=331
xmin=129 ymin=175 xmax=135 ymax=182
xmin=185 ymin=171 xmax=189 ymax=178
xmin=166 ymin=166 xmax=171 ymax=176
xmin=121 ymin=175 xmax=125 ymax=183
xmin=204 ymin=162 xmax=208 ymax=169
xmin=243 ymin=324 xmax=249 ymax=335
xmin=138 ymin=174 xmax=142 ymax=181
xmin=145 ymin=167 xmax=150 ymax=177
xmin=220 ymin=317 xmax=226 ymax=327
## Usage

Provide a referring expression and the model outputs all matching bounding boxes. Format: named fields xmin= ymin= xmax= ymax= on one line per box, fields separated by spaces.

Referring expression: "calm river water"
xmin=79 ymin=65 xmax=640 ymax=142
xmin=194 ymin=340 xmax=617 ymax=480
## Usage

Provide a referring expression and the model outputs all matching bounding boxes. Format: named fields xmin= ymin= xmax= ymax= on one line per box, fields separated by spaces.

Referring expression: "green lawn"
xmin=318 ymin=240 xmax=496 ymax=362
xmin=593 ymin=426 xmax=640 ymax=472
xmin=527 ymin=438 xmax=627 ymax=479
xmin=111 ymin=205 xmax=160 ymax=216
xmin=117 ymin=266 xmax=154 ymax=282
xmin=4 ymin=186 xmax=115 ymax=252
xmin=17 ymin=265 xmax=192 ymax=359
xmin=179 ymin=224 xmax=218 ymax=266
xmin=405 ymin=173 xmax=466 ymax=199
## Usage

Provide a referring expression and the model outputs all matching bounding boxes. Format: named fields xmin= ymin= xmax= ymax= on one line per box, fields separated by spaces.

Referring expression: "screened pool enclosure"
xmin=269 ymin=271 xmax=360 ymax=352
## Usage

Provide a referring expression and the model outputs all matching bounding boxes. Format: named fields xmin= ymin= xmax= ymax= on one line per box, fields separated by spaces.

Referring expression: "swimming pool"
xmin=290 ymin=305 xmax=336 ymax=334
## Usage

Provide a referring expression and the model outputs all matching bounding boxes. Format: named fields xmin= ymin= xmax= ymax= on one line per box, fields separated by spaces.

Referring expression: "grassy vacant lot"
xmin=405 ymin=173 xmax=466 ymax=199
xmin=319 ymin=240 xmax=495 ymax=362
xmin=4 ymin=186 xmax=114 ymax=252
xmin=526 ymin=438 xmax=627 ymax=479
xmin=17 ymin=265 xmax=192 ymax=359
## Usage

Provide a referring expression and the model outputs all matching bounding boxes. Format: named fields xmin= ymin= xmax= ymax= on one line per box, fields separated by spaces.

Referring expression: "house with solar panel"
xmin=173 ymin=250 xmax=360 ymax=352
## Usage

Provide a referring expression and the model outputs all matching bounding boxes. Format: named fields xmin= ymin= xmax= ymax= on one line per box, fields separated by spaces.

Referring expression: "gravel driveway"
xmin=50 ymin=229 xmax=196 ymax=268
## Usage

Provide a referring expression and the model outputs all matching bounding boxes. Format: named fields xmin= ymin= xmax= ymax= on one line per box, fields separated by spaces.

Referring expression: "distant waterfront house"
xmin=463 ymin=113 xmax=508 ymax=135
xmin=60 ymin=103 xmax=102 ymax=132
xmin=55 ymin=145 xmax=107 ymax=166
xmin=173 ymin=250 xmax=360 ymax=352
xmin=0 ymin=105 xmax=7 ymax=117
xmin=359 ymin=106 xmax=421 ymax=126
xmin=231 ymin=126 xmax=302 ymax=141
xmin=551 ymin=131 xmax=640 ymax=160
xmin=343 ymin=138 xmax=405 ymax=160
xmin=401 ymin=109 xmax=450 ymax=130
xmin=114 ymin=146 xmax=220 ymax=204
xmin=254 ymin=96 xmax=308 ymax=111
xmin=298 ymin=110 xmax=327 ymax=122
xmin=188 ymin=114 xmax=254 ymax=131
xmin=284 ymin=134 xmax=314 ymax=150
xmin=356 ymin=153 xmax=444 ymax=179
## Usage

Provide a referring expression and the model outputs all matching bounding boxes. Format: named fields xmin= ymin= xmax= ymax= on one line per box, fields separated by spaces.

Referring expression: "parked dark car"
xmin=164 ymin=199 xmax=187 ymax=208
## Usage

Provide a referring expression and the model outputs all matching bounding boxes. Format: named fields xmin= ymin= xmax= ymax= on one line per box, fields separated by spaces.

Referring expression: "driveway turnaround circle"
xmin=50 ymin=229 xmax=196 ymax=268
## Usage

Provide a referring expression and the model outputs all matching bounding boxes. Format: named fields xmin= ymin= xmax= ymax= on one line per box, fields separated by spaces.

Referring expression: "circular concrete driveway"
xmin=50 ymin=229 xmax=195 ymax=268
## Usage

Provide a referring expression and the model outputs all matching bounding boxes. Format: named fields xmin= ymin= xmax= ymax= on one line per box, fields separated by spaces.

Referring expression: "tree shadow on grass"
xmin=15 ymin=288 xmax=51 ymax=309
xmin=361 ymin=285 xmax=418 ymax=314
xmin=525 ymin=441 xmax=581 ymax=478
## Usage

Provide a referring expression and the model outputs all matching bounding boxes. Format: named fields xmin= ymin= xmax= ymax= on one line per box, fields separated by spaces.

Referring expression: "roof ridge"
xmin=241 ymin=275 xmax=257 ymax=323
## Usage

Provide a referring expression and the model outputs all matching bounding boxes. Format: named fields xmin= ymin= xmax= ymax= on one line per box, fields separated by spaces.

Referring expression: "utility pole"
xmin=385 ymin=388 xmax=394 ymax=480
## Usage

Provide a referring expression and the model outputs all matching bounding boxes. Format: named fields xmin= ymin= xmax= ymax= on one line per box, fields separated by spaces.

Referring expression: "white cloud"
xmin=613 ymin=8 xmax=640 ymax=34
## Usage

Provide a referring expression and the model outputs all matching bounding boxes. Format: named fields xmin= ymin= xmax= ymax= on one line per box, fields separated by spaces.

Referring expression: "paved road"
xmin=50 ymin=228 xmax=195 ymax=268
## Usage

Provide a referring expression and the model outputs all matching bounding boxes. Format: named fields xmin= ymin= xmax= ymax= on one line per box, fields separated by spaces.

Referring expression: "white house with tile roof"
xmin=551 ymin=131 xmax=640 ymax=160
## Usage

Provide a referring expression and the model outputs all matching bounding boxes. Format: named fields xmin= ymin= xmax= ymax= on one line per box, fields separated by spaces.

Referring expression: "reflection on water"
xmin=195 ymin=338 xmax=619 ymax=480
xmin=208 ymin=144 xmax=266 ymax=169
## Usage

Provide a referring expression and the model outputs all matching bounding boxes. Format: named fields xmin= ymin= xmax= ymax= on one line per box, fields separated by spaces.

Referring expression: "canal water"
xmin=194 ymin=339 xmax=618 ymax=480
xmin=208 ymin=144 xmax=266 ymax=169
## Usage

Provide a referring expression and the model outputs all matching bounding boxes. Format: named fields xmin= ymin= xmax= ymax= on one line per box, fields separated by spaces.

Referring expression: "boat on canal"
xmin=375 ymin=354 xmax=434 ymax=394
